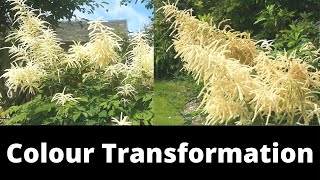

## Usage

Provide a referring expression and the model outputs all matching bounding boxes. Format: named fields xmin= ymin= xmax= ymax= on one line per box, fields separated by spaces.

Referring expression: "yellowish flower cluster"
xmin=160 ymin=2 xmax=320 ymax=125
xmin=3 ymin=0 xmax=62 ymax=96
xmin=1 ymin=62 xmax=46 ymax=96
xmin=127 ymin=32 xmax=154 ymax=86
xmin=7 ymin=0 xmax=63 ymax=68
xmin=86 ymin=20 xmax=122 ymax=68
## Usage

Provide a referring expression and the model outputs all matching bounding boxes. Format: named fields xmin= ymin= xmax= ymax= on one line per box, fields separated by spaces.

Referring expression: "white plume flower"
xmin=51 ymin=87 xmax=80 ymax=106
xmin=111 ymin=112 xmax=132 ymax=125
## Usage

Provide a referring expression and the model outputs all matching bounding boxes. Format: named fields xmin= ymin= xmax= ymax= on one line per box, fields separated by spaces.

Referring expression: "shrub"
xmin=0 ymin=0 xmax=154 ymax=125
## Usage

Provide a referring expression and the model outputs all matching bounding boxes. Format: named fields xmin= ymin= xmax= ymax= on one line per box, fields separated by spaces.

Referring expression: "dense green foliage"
xmin=154 ymin=0 xmax=183 ymax=79
xmin=120 ymin=0 xmax=153 ymax=9
xmin=2 ymin=66 xmax=153 ymax=125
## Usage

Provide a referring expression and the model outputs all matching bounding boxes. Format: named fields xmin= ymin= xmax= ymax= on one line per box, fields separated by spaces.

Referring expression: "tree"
xmin=120 ymin=0 xmax=153 ymax=9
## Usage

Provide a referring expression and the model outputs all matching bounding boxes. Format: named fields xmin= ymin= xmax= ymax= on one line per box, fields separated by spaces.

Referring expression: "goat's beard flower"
xmin=61 ymin=42 xmax=88 ymax=69
xmin=160 ymin=2 xmax=320 ymax=125
xmin=115 ymin=84 xmax=137 ymax=97
xmin=1 ymin=62 xmax=47 ymax=96
xmin=126 ymin=32 xmax=154 ymax=86
xmin=7 ymin=0 xmax=63 ymax=69
xmin=51 ymin=87 xmax=80 ymax=106
xmin=2 ymin=0 xmax=153 ymax=126
xmin=111 ymin=112 xmax=132 ymax=125
xmin=86 ymin=20 xmax=122 ymax=68
xmin=104 ymin=63 xmax=129 ymax=78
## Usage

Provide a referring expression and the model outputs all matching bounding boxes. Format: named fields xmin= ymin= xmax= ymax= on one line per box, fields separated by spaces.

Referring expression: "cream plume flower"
xmin=160 ymin=2 xmax=320 ymax=125
xmin=124 ymin=32 xmax=154 ymax=86
xmin=111 ymin=112 xmax=132 ymax=126
xmin=51 ymin=87 xmax=80 ymax=106
xmin=1 ymin=62 xmax=46 ymax=95
xmin=115 ymin=84 xmax=137 ymax=97
xmin=86 ymin=20 xmax=122 ymax=68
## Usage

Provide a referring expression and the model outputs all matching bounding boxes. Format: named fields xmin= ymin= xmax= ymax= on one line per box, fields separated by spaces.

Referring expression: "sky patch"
xmin=74 ymin=0 xmax=152 ymax=32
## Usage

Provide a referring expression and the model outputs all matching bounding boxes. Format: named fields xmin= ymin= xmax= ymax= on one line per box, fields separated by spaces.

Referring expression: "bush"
xmin=0 ymin=0 xmax=153 ymax=125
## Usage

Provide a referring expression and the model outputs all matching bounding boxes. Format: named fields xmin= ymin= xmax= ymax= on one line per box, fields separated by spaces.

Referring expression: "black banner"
xmin=0 ymin=126 xmax=319 ymax=173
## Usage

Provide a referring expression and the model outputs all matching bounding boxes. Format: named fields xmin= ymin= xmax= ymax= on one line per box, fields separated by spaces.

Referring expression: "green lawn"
xmin=153 ymin=80 xmax=199 ymax=125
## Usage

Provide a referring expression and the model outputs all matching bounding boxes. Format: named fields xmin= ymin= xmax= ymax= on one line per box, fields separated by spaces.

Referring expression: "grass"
xmin=153 ymin=78 xmax=201 ymax=125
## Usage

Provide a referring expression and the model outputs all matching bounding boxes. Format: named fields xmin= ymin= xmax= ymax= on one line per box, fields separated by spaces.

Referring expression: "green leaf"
xmin=4 ymin=113 xmax=27 ymax=125
xmin=143 ymin=94 xmax=152 ymax=102
xmin=100 ymin=102 xmax=111 ymax=109
xmin=76 ymin=106 xmax=86 ymax=111
xmin=5 ymin=106 xmax=20 ymax=115
xmin=72 ymin=112 xmax=82 ymax=121
xmin=288 ymin=41 xmax=295 ymax=47
xmin=254 ymin=17 xmax=266 ymax=24
xmin=98 ymin=110 xmax=108 ymax=118
xmin=111 ymin=101 xmax=121 ymax=108
xmin=34 ymin=103 xmax=55 ymax=114
xmin=86 ymin=120 xmax=97 ymax=125
xmin=108 ymin=110 xmax=115 ymax=116
xmin=304 ymin=51 xmax=312 ymax=56
xmin=78 ymin=97 xmax=89 ymax=103
xmin=43 ymin=118 xmax=56 ymax=125
xmin=190 ymin=110 xmax=202 ymax=116
xmin=134 ymin=110 xmax=153 ymax=121
xmin=227 ymin=2 xmax=238 ymax=13
xmin=132 ymin=121 xmax=140 ymax=126
xmin=88 ymin=107 xmax=99 ymax=116
xmin=82 ymin=112 xmax=88 ymax=118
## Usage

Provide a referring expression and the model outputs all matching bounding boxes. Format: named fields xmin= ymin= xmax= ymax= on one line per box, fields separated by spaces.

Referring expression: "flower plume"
xmin=160 ymin=2 xmax=320 ymax=125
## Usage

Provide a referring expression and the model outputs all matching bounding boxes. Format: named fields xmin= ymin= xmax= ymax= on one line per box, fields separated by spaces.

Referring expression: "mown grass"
xmin=153 ymin=78 xmax=201 ymax=125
